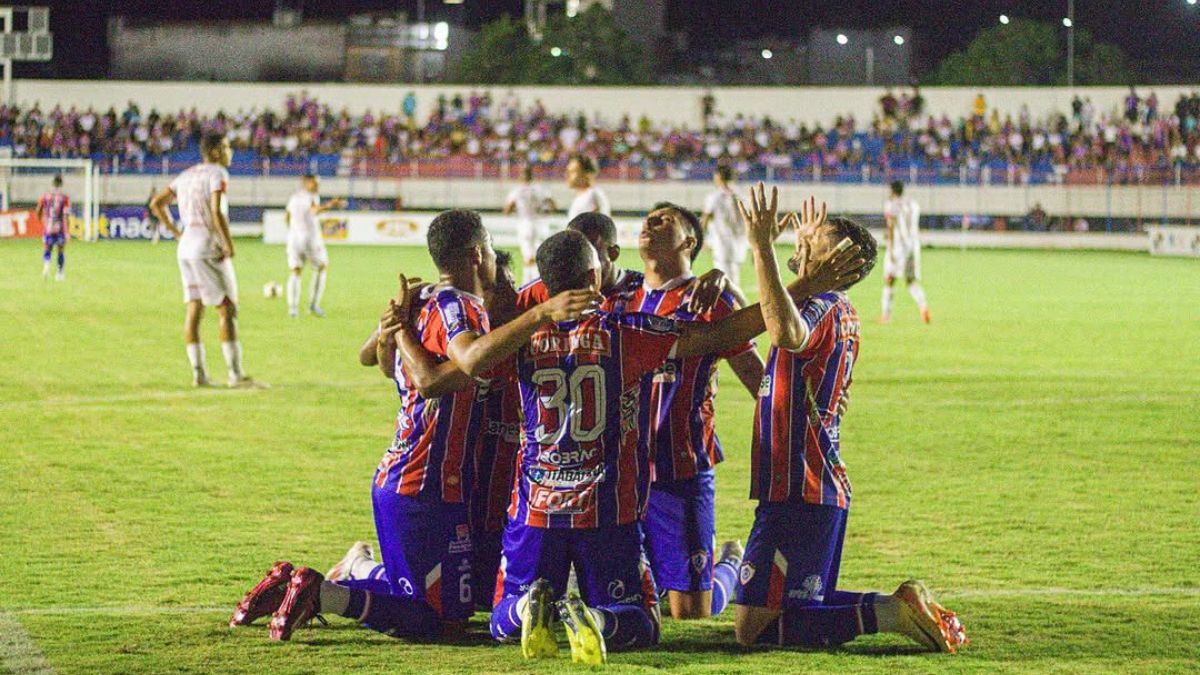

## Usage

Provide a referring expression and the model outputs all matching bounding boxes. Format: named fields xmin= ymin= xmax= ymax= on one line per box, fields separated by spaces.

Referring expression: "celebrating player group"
xmin=227 ymin=178 xmax=967 ymax=663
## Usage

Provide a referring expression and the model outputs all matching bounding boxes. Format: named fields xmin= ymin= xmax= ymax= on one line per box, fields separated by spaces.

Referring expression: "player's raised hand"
xmin=737 ymin=181 xmax=783 ymax=250
xmin=394 ymin=274 xmax=428 ymax=326
xmin=789 ymin=236 xmax=866 ymax=297
xmin=538 ymin=289 xmax=601 ymax=323
xmin=687 ymin=268 xmax=729 ymax=315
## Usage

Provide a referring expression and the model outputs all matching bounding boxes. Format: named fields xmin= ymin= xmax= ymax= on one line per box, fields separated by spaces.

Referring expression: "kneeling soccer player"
xmin=734 ymin=185 xmax=967 ymax=652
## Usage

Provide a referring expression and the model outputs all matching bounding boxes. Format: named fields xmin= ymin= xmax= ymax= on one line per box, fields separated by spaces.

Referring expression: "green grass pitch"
xmin=1 ymin=238 xmax=1197 ymax=674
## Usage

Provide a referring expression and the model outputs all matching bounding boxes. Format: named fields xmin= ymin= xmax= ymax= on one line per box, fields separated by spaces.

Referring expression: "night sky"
xmin=19 ymin=0 xmax=1200 ymax=81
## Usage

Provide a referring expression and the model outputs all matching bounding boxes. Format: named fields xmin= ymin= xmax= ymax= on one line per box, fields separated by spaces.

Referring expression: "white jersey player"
xmin=565 ymin=154 xmax=610 ymax=222
xmin=503 ymin=166 xmax=556 ymax=283
xmin=149 ymin=132 xmax=262 ymax=388
xmin=700 ymin=164 xmax=747 ymax=283
xmin=881 ymin=181 xmax=930 ymax=324
xmin=284 ymin=174 xmax=345 ymax=317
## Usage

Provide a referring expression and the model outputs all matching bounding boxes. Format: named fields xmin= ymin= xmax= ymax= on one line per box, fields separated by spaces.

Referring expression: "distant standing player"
xmin=881 ymin=181 xmax=930 ymax=323
xmin=701 ymin=164 xmax=748 ymax=283
xmin=503 ymin=165 xmax=556 ymax=284
xmin=284 ymin=174 xmax=346 ymax=318
xmin=565 ymin=154 xmax=610 ymax=222
xmin=37 ymin=175 xmax=70 ymax=281
xmin=150 ymin=131 xmax=262 ymax=388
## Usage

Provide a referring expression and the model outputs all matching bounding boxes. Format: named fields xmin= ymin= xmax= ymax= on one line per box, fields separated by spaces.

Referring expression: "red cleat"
xmin=269 ymin=567 xmax=324 ymax=641
xmin=230 ymin=561 xmax=294 ymax=627
xmin=920 ymin=307 xmax=932 ymax=324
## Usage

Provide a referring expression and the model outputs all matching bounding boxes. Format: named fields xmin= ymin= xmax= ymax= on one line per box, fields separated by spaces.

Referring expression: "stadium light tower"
xmin=0 ymin=6 xmax=53 ymax=104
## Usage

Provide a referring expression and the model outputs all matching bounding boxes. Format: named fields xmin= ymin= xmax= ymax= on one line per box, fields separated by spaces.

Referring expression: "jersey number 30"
xmin=532 ymin=365 xmax=606 ymax=444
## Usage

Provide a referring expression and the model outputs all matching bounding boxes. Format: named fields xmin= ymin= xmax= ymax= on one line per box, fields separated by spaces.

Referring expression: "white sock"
xmin=882 ymin=286 xmax=895 ymax=317
xmin=287 ymin=273 xmax=301 ymax=313
xmin=348 ymin=557 xmax=379 ymax=580
xmin=319 ymin=581 xmax=351 ymax=616
xmin=186 ymin=342 xmax=207 ymax=377
xmin=310 ymin=269 xmax=327 ymax=309
xmin=221 ymin=340 xmax=244 ymax=380
xmin=874 ymin=594 xmax=901 ymax=633
xmin=907 ymin=283 xmax=927 ymax=310
xmin=588 ymin=607 xmax=608 ymax=632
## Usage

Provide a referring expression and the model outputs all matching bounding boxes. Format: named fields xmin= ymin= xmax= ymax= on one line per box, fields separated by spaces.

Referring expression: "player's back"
xmin=752 ymin=292 xmax=859 ymax=509
xmin=885 ymin=196 xmax=920 ymax=246
xmin=171 ymin=163 xmax=230 ymax=259
xmin=285 ymin=189 xmax=319 ymax=239
xmin=38 ymin=189 xmax=70 ymax=234
xmin=510 ymin=310 xmax=679 ymax=529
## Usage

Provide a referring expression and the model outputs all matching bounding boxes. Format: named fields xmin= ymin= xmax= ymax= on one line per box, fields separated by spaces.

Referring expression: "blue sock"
xmin=596 ymin=605 xmax=658 ymax=651
xmin=765 ymin=593 xmax=879 ymax=648
xmin=42 ymin=245 xmax=51 ymax=263
xmin=710 ymin=559 xmax=738 ymax=616
xmin=56 ymin=250 xmax=64 ymax=271
xmin=339 ymin=585 xmax=440 ymax=639
xmin=490 ymin=595 xmax=523 ymax=642
xmin=337 ymin=577 xmax=392 ymax=596
xmin=366 ymin=563 xmax=389 ymax=582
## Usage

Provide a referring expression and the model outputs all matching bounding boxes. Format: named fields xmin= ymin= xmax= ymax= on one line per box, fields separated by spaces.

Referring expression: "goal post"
xmin=0 ymin=157 xmax=101 ymax=240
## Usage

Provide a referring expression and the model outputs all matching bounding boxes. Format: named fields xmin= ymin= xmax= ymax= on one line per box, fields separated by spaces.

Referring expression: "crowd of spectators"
xmin=2 ymin=88 xmax=1199 ymax=181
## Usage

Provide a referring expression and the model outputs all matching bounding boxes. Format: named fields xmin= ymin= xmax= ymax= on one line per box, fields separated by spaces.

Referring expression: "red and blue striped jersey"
xmin=37 ymin=190 xmax=71 ymax=235
xmin=609 ymin=276 xmax=754 ymax=482
xmin=375 ymin=286 xmax=491 ymax=504
xmin=472 ymin=378 xmax=521 ymax=533
xmin=515 ymin=268 xmax=644 ymax=311
xmin=751 ymin=292 xmax=860 ymax=509
xmin=510 ymin=310 xmax=679 ymax=529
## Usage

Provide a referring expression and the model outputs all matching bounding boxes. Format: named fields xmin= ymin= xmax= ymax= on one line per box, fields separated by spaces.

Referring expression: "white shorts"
xmin=287 ymin=237 xmax=328 ymax=269
xmin=709 ymin=233 xmax=749 ymax=269
xmin=517 ymin=220 xmax=548 ymax=263
xmin=178 ymin=257 xmax=239 ymax=306
xmin=883 ymin=246 xmax=921 ymax=281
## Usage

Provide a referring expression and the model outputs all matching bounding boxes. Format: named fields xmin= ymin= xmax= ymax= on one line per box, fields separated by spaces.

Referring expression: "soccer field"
xmin=1 ymin=238 xmax=1197 ymax=674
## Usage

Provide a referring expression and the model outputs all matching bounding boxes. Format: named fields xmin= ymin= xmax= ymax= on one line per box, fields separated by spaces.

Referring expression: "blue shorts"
xmin=43 ymin=233 xmax=65 ymax=247
xmin=642 ymin=470 xmax=716 ymax=592
xmin=471 ymin=527 xmax=503 ymax=610
xmin=495 ymin=520 xmax=657 ymax=613
xmin=734 ymin=501 xmax=848 ymax=610
xmin=371 ymin=482 xmax=474 ymax=621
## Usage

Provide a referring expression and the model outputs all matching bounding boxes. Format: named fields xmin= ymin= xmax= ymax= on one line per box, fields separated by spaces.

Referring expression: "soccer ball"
xmin=262 ymin=281 xmax=282 ymax=299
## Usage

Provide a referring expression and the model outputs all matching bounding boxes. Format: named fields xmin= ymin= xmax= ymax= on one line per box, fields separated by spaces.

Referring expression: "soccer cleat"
xmin=557 ymin=593 xmax=606 ymax=665
xmin=228 ymin=375 xmax=269 ymax=389
xmin=326 ymin=541 xmax=375 ymax=582
xmin=230 ymin=561 xmax=294 ymax=627
xmin=269 ymin=567 xmax=324 ymax=641
xmin=718 ymin=539 xmax=744 ymax=564
xmin=193 ymin=373 xmax=212 ymax=388
xmin=893 ymin=580 xmax=967 ymax=653
xmin=309 ymin=305 xmax=326 ymax=318
xmin=920 ymin=307 xmax=932 ymax=324
xmin=55 ymin=270 xmax=64 ymax=282
xmin=288 ymin=308 xmax=299 ymax=318
xmin=520 ymin=578 xmax=559 ymax=659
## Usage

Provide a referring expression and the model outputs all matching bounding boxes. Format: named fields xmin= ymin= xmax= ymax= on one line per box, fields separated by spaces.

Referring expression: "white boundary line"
xmin=5 ymin=588 xmax=1199 ymax=617
xmin=0 ymin=612 xmax=55 ymax=674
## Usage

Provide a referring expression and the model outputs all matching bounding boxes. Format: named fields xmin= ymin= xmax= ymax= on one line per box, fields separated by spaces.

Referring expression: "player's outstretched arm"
xmin=359 ymin=327 xmax=381 ymax=367
xmin=446 ymin=289 xmax=600 ymax=378
xmin=729 ymin=349 xmax=765 ymax=397
xmin=149 ymin=187 xmax=182 ymax=238
xmin=396 ymin=327 xmax=475 ymax=398
xmin=313 ymin=198 xmax=347 ymax=215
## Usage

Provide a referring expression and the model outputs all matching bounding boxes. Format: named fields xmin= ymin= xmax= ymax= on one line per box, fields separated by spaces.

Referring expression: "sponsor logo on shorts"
xmin=607 ymin=580 xmax=625 ymax=599
xmin=398 ymin=578 xmax=414 ymax=595
xmin=787 ymin=574 xmax=825 ymax=602
xmin=739 ymin=562 xmax=755 ymax=585
xmin=448 ymin=523 xmax=473 ymax=554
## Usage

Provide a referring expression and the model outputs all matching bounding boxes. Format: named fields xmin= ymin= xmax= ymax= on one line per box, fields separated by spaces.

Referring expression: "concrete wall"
xmin=11 ymin=80 xmax=1195 ymax=126
xmin=5 ymin=173 xmax=1195 ymax=224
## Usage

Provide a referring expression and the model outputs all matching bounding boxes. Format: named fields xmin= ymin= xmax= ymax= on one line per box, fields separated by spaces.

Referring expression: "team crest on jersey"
xmin=441 ymin=298 xmax=465 ymax=334
xmin=689 ymin=550 xmax=709 ymax=573
xmin=739 ymin=562 xmax=755 ymax=585
xmin=651 ymin=361 xmax=678 ymax=384
xmin=757 ymin=375 xmax=772 ymax=398
xmin=607 ymin=580 xmax=625 ymax=599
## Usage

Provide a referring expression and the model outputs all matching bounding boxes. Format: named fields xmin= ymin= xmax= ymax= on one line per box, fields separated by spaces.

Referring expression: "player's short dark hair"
xmin=653 ymin=201 xmax=704 ymax=262
xmin=890 ymin=180 xmax=904 ymax=196
xmin=716 ymin=164 xmax=734 ymax=182
xmin=570 ymin=154 xmax=597 ymax=174
xmin=200 ymin=130 xmax=226 ymax=156
xmin=537 ymin=230 xmax=594 ymax=295
xmin=302 ymin=173 xmax=316 ymax=181
xmin=427 ymin=209 xmax=487 ymax=272
xmin=827 ymin=216 xmax=877 ymax=289
xmin=52 ymin=174 xmax=63 ymax=187
xmin=567 ymin=212 xmax=617 ymax=247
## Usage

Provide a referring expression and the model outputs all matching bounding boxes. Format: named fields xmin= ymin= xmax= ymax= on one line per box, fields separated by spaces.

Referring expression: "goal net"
xmin=0 ymin=157 xmax=101 ymax=241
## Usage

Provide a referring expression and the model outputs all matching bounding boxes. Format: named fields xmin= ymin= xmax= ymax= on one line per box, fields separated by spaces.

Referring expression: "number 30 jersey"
xmin=510 ymin=310 xmax=679 ymax=529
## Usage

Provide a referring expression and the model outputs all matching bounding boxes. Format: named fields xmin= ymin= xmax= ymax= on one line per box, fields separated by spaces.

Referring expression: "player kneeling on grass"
xmin=228 ymin=211 xmax=596 ymax=643
xmin=733 ymin=184 xmax=967 ymax=652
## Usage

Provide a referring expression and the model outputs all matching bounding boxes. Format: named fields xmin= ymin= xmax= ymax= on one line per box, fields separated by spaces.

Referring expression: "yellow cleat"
xmin=520 ymin=579 xmax=559 ymax=659
xmin=557 ymin=593 xmax=607 ymax=665
xmin=893 ymin=580 xmax=968 ymax=653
